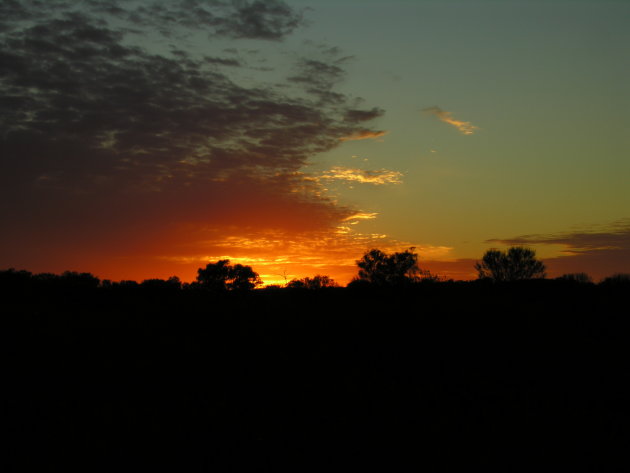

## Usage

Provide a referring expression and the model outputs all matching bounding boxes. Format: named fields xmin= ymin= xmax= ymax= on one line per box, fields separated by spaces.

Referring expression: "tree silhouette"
xmin=355 ymin=248 xmax=421 ymax=286
xmin=287 ymin=275 xmax=338 ymax=289
xmin=197 ymin=260 xmax=261 ymax=291
xmin=229 ymin=263 xmax=262 ymax=290
xmin=556 ymin=273 xmax=593 ymax=284
xmin=475 ymin=247 xmax=546 ymax=282
xmin=600 ymin=273 xmax=630 ymax=287
xmin=141 ymin=276 xmax=182 ymax=291
xmin=59 ymin=271 xmax=100 ymax=288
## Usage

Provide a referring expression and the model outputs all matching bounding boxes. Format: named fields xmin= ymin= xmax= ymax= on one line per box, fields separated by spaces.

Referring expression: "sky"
xmin=1 ymin=0 xmax=629 ymax=285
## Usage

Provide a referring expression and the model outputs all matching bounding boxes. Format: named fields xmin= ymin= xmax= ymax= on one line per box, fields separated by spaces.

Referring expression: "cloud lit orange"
xmin=339 ymin=130 xmax=388 ymax=141
xmin=422 ymin=106 xmax=478 ymax=135
xmin=318 ymin=167 xmax=403 ymax=185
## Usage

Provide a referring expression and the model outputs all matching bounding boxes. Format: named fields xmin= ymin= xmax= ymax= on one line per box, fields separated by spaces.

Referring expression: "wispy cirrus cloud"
xmin=343 ymin=212 xmax=378 ymax=221
xmin=339 ymin=130 xmax=388 ymax=141
xmin=423 ymin=106 xmax=478 ymax=135
xmin=318 ymin=167 xmax=403 ymax=185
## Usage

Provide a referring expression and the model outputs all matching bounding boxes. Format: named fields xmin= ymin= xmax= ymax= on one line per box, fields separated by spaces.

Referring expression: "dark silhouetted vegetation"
xmin=475 ymin=246 xmax=546 ymax=281
xmin=556 ymin=272 xmax=593 ymax=284
xmin=287 ymin=274 xmax=338 ymax=289
xmin=3 ymin=254 xmax=630 ymax=472
xmin=600 ymin=272 xmax=630 ymax=287
xmin=354 ymin=247 xmax=423 ymax=286
xmin=195 ymin=259 xmax=261 ymax=291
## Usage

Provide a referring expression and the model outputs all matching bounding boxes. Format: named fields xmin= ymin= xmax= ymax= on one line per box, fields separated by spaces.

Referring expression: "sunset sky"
xmin=2 ymin=0 xmax=629 ymax=285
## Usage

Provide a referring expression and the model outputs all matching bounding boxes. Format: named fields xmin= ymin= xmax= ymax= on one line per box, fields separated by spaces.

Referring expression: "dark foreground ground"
xmin=3 ymin=280 xmax=630 ymax=472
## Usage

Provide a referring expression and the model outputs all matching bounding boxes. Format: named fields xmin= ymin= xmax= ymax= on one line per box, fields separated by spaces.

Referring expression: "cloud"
xmin=203 ymin=55 xmax=242 ymax=66
xmin=423 ymin=106 xmax=478 ymax=135
xmin=289 ymin=58 xmax=345 ymax=86
xmin=287 ymin=58 xmax=349 ymax=104
xmin=215 ymin=0 xmax=304 ymax=40
xmin=339 ymin=130 xmax=388 ymax=141
xmin=487 ymin=219 xmax=630 ymax=252
xmin=343 ymin=212 xmax=378 ymax=221
xmin=0 ymin=0 xmax=391 ymax=278
xmin=487 ymin=219 xmax=630 ymax=280
xmin=82 ymin=0 xmax=304 ymax=40
xmin=343 ymin=107 xmax=385 ymax=123
xmin=318 ymin=167 xmax=403 ymax=185
xmin=0 ymin=1 xmax=303 ymax=39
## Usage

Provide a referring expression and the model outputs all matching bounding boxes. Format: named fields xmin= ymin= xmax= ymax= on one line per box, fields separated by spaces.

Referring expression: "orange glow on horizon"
xmin=156 ymin=228 xmax=456 ymax=285
xmin=13 ymin=234 xmax=608 ymax=286
xmin=36 ymin=227 xmax=462 ymax=286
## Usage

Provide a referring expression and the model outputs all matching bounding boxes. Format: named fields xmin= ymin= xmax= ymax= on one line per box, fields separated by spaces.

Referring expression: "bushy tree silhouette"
xmin=287 ymin=275 xmax=338 ymax=289
xmin=197 ymin=260 xmax=261 ymax=291
xmin=59 ymin=271 xmax=100 ymax=288
xmin=355 ymin=248 xmax=421 ymax=286
xmin=600 ymin=273 xmax=630 ymax=287
xmin=556 ymin=273 xmax=593 ymax=284
xmin=475 ymin=247 xmax=546 ymax=282
xmin=141 ymin=276 xmax=182 ymax=291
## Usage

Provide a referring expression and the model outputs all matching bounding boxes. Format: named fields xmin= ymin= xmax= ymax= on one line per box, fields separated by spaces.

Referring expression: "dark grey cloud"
xmin=344 ymin=107 xmax=385 ymax=123
xmin=217 ymin=0 xmax=303 ymax=39
xmin=487 ymin=219 xmax=630 ymax=252
xmin=94 ymin=0 xmax=303 ymax=40
xmin=0 ymin=0 xmax=383 ymax=269
xmin=1 ymin=2 xmax=374 ymax=188
xmin=288 ymin=59 xmax=347 ymax=104
xmin=0 ymin=1 xmax=31 ymax=30
xmin=203 ymin=55 xmax=242 ymax=66
xmin=487 ymin=220 xmax=630 ymax=280
xmin=1 ymin=1 xmax=303 ymax=39
xmin=289 ymin=59 xmax=344 ymax=88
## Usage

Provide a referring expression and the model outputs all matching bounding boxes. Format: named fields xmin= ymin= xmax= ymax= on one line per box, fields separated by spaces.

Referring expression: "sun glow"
xmin=155 ymin=228 xmax=455 ymax=286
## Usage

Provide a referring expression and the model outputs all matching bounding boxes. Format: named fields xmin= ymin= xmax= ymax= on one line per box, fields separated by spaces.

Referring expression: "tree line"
xmin=1 ymin=246 xmax=629 ymax=292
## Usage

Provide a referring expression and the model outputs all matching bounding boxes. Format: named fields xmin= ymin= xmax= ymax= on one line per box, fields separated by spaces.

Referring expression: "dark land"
xmin=4 ymin=272 xmax=630 ymax=472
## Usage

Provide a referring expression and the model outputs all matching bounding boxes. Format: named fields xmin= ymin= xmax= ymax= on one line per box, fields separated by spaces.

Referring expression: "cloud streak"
xmin=343 ymin=212 xmax=378 ymax=221
xmin=487 ymin=219 xmax=630 ymax=253
xmin=423 ymin=106 xmax=478 ymax=135
xmin=318 ymin=167 xmax=403 ymax=185
xmin=339 ymin=130 xmax=388 ymax=141
xmin=487 ymin=219 xmax=630 ymax=280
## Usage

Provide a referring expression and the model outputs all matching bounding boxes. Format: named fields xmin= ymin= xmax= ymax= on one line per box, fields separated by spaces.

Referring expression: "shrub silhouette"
xmin=600 ymin=273 xmax=630 ymax=287
xmin=355 ymin=248 xmax=422 ymax=286
xmin=556 ymin=273 xmax=593 ymax=284
xmin=475 ymin=247 xmax=546 ymax=282
xmin=197 ymin=260 xmax=261 ymax=291
xmin=0 ymin=268 xmax=33 ymax=289
xmin=59 ymin=271 xmax=100 ymax=289
xmin=141 ymin=276 xmax=182 ymax=291
xmin=287 ymin=275 xmax=338 ymax=289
